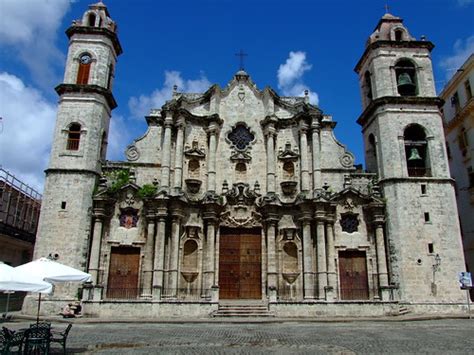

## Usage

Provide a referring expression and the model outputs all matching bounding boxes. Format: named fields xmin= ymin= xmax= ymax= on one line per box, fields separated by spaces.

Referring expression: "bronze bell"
xmin=408 ymin=147 xmax=422 ymax=161
xmin=397 ymin=72 xmax=414 ymax=88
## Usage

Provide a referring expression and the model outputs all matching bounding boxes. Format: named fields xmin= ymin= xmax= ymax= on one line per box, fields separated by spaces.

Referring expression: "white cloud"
xmin=277 ymin=51 xmax=319 ymax=105
xmin=440 ymin=36 xmax=474 ymax=78
xmin=0 ymin=72 xmax=57 ymax=192
xmin=128 ymin=71 xmax=211 ymax=118
xmin=457 ymin=0 xmax=473 ymax=6
xmin=0 ymin=0 xmax=71 ymax=88
xmin=107 ymin=114 xmax=133 ymax=161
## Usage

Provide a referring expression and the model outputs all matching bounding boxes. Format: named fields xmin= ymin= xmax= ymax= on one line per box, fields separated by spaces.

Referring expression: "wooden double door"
xmin=338 ymin=250 xmax=369 ymax=300
xmin=219 ymin=227 xmax=262 ymax=299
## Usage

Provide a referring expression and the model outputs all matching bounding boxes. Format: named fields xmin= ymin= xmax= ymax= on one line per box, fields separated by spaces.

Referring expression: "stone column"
xmin=203 ymin=214 xmax=217 ymax=293
xmin=265 ymin=128 xmax=277 ymax=194
xmin=266 ymin=219 xmax=278 ymax=290
xmin=206 ymin=124 xmax=218 ymax=192
xmin=160 ymin=113 xmax=173 ymax=189
xmin=168 ymin=215 xmax=182 ymax=297
xmin=311 ymin=118 xmax=322 ymax=194
xmin=316 ymin=218 xmax=327 ymax=299
xmin=374 ymin=218 xmax=390 ymax=299
xmin=141 ymin=214 xmax=155 ymax=298
xmin=152 ymin=210 xmax=167 ymax=299
xmin=173 ymin=119 xmax=185 ymax=191
xmin=301 ymin=216 xmax=314 ymax=299
xmin=325 ymin=219 xmax=337 ymax=299
xmin=88 ymin=212 xmax=104 ymax=284
xmin=299 ymin=122 xmax=310 ymax=193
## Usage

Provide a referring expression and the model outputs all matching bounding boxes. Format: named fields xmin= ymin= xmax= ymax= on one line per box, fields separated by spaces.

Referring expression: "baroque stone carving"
xmin=119 ymin=207 xmax=139 ymax=229
xmin=340 ymin=153 xmax=354 ymax=168
xmin=125 ymin=145 xmax=140 ymax=161
xmin=224 ymin=182 xmax=260 ymax=206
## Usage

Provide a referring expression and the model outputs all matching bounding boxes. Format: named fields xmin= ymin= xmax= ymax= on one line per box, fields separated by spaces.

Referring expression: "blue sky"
xmin=0 ymin=0 xmax=473 ymax=192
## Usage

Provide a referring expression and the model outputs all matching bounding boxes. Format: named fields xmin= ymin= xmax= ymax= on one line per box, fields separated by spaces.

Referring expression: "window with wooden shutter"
xmin=76 ymin=54 xmax=92 ymax=85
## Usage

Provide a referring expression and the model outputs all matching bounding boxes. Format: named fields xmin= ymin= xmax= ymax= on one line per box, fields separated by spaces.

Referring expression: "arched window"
xmin=88 ymin=13 xmax=96 ymax=27
xmin=67 ymin=123 xmax=81 ymax=151
xmin=404 ymin=124 xmax=430 ymax=177
xmin=76 ymin=53 xmax=92 ymax=85
xmin=100 ymin=132 xmax=107 ymax=159
xmin=364 ymin=71 xmax=373 ymax=100
xmin=366 ymin=134 xmax=378 ymax=173
xmin=394 ymin=29 xmax=404 ymax=41
xmin=107 ymin=63 xmax=114 ymax=89
xmin=395 ymin=59 xmax=417 ymax=96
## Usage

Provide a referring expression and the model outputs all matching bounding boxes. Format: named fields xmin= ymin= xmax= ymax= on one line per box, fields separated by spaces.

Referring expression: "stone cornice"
xmin=55 ymin=84 xmax=118 ymax=109
xmin=66 ymin=25 xmax=123 ymax=56
xmin=355 ymin=40 xmax=434 ymax=73
xmin=45 ymin=168 xmax=99 ymax=177
xmin=357 ymin=96 xmax=443 ymax=128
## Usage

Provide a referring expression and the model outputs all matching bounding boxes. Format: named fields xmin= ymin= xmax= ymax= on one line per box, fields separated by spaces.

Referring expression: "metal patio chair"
xmin=50 ymin=324 xmax=72 ymax=355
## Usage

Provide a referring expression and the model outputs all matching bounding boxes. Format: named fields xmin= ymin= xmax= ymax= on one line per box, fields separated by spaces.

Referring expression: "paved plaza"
xmin=4 ymin=318 xmax=474 ymax=354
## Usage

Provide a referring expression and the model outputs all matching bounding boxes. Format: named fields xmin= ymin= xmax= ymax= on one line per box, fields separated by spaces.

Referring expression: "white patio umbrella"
xmin=0 ymin=262 xmax=53 ymax=319
xmin=15 ymin=257 xmax=91 ymax=322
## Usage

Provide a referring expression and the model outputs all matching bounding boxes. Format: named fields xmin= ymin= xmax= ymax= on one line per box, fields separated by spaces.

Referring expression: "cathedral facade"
xmin=27 ymin=2 xmax=467 ymax=318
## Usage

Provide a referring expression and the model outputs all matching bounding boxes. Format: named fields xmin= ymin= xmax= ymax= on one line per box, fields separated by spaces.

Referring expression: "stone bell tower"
xmin=33 ymin=2 xmax=122 ymax=296
xmin=355 ymin=13 xmax=465 ymax=306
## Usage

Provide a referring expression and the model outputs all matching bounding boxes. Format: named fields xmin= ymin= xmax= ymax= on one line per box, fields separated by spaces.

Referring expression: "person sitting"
xmin=60 ymin=304 xmax=75 ymax=318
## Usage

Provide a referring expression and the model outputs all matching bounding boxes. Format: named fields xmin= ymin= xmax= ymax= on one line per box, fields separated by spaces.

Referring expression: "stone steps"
xmin=212 ymin=304 xmax=275 ymax=318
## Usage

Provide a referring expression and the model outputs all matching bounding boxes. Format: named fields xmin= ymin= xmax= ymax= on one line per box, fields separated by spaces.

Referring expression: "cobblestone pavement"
xmin=5 ymin=319 xmax=474 ymax=354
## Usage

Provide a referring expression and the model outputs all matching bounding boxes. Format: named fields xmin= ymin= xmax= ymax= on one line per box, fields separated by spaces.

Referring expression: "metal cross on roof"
xmin=384 ymin=3 xmax=390 ymax=13
xmin=235 ymin=49 xmax=248 ymax=70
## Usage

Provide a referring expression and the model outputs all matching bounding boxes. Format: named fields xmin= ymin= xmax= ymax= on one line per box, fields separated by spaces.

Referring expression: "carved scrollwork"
xmin=126 ymin=145 xmax=140 ymax=161
xmin=340 ymin=153 xmax=354 ymax=168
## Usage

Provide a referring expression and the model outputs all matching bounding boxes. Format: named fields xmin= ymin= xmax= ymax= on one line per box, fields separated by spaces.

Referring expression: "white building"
xmin=440 ymin=54 xmax=474 ymax=300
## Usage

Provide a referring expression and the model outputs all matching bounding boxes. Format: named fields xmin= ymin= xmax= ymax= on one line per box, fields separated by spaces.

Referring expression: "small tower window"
xmin=404 ymin=124 xmax=430 ymax=177
xmin=107 ymin=63 xmax=114 ymax=89
xmin=88 ymin=13 xmax=96 ymax=27
xmin=395 ymin=29 xmax=404 ymax=41
xmin=366 ymin=133 xmax=378 ymax=173
xmin=67 ymin=123 xmax=81 ymax=151
xmin=100 ymin=132 xmax=107 ymax=160
xmin=364 ymin=71 xmax=373 ymax=100
xmin=395 ymin=59 xmax=417 ymax=96
xmin=77 ymin=53 xmax=92 ymax=85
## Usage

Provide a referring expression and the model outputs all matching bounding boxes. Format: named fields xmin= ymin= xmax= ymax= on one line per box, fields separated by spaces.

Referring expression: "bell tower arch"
xmin=33 ymin=1 xmax=122 ymax=300
xmin=355 ymin=13 xmax=465 ymax=305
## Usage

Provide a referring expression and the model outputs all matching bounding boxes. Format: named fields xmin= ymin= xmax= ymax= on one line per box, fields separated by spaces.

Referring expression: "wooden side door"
xmin=106 ymin=246 xmax=140 ymax=299
xmin=239 ymin=233 xmax=262 ymax=299
xmin=219 ymin=234 xmax=240 ymax=299
xmin=338 ymin=250 xmax=369 ymax=300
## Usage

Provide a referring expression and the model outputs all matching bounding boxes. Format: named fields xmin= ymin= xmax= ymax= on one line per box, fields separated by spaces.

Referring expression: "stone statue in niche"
xmin=119 ymin=207 xmax=139 ymax=229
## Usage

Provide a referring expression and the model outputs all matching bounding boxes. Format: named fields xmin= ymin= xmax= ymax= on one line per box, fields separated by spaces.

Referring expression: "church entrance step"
xmin=212 ymin=303 xmax=275 ymax=318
